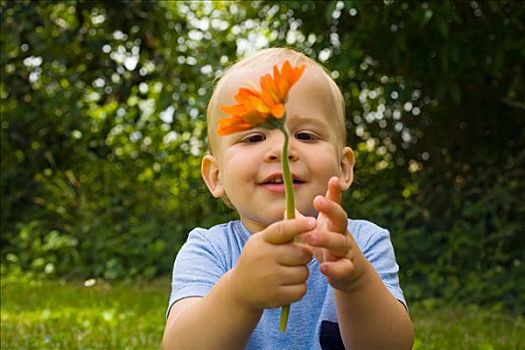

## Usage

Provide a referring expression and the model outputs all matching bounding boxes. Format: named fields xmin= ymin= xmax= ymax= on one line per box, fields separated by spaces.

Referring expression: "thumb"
xmin=264 ymin=217 xmax=317 ymax=245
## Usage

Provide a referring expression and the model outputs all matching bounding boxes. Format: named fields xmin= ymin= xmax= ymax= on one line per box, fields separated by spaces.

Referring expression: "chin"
xmin=296 ymin=205 xmax=317 ymax=218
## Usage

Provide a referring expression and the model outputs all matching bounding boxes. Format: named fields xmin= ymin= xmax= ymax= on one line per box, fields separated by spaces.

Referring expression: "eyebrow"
xmin=288 ymin=114 xmax=344 ymax=146
xmin=287 ymin=114 xmax=330 ymax=128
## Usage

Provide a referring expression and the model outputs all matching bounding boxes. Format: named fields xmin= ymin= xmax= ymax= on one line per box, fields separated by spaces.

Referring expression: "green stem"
xmin=281 ymin=125 xmax=295 ymax=221
xmin=280 ymin=304 xmax=290 ymax=332
xmin=280 ymin=124 xmax=295 ymax=332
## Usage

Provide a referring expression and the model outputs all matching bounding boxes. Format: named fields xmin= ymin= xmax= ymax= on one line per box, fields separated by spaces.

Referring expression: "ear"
xmin=338 ymin=147 xmax=355 ymax=191
xmin=201 ymin=154 xmax=225 ymax=198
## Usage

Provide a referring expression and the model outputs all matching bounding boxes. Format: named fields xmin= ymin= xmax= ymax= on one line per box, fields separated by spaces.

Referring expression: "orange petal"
xmin=217 ymin=60 xmax=306 ymax=136
xmin=271 ymin=103 xmax=285 ymax=119
xmin=260 ymin=89 xmax=275 ymax=107
xmin=273 ymin=65 xmax=280 ymax=84
xmin=277 ymin=78 xmax=289 ymax=100
xmin=261 ymin=85 xmax=280 ymax=106
xmin=220 ymin=104 xmax=246 ymax=116
xmin=261 ymin=75 xmax=277 ymax=97
xmin=217 ymin=115 xmax=254 ymax=135
xmin=241 ymin=89 xmax=268 ymax=116
xmin=235 ymin=87 xmax=260 ymax=105
xmin=245 ymin=112 xmax=268 ymax=125
xmin=289 ymin=64 xmax=305 ymax=86
xmin=281 ymin=60 xmax=291 ymax=81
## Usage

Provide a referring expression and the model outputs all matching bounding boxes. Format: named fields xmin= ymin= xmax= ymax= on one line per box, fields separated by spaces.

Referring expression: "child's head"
xmin=207 ymin=48 xmax=347 ymax=154
xmin=202 ymin=48 xmax=354 ymax=232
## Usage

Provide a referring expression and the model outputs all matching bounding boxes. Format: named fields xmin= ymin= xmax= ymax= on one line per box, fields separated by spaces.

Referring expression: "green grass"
xmin=1 ymin=278 xmax=524 ymax=349
xmin=411 ymin=301 xmax=524 ymax=350
xmin=1 ymin=277 xmax=169 ymax=349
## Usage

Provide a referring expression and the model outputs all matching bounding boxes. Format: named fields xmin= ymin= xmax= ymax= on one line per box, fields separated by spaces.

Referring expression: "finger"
xmin=264 ymin=217 xmax=317 ymax=245
xmin=278 ymin=265 xmax=310 ymax=285
xmin=313 ymin=195 xmax=348 ymax=232
xmin=264 ymin=283 xmax=308 ymax=309
xmin=276 ymin=243 xmax=313 ymax=266
xmin=278 ymin=284 xmax=308 ymax=305
xmin=303 ymin=230 xmax=353 ymax=258
xmin=325 ymin=176 xmax=342 ymax=204
xmin=320 ymin=259 xmax=355 ymax=280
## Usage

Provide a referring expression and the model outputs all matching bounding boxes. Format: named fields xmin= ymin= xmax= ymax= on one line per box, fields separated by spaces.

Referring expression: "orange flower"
xmin=218 ymin=60 xmax=305 ymax=136
xmin=216 ymin=59 xmax=306 ymax=333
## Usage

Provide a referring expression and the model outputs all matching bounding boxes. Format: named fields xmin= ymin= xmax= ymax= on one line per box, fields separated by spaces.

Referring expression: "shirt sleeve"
xmin=166 ymin=228 xmax=227 ymax=318
xmin=357 ymin=224 xmax=407 ymax=308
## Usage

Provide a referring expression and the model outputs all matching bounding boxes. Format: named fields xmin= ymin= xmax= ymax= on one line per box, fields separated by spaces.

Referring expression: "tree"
xmin=258 ymin=0 xmax=524 ymax=311
xmin=1 ymin=0 xmax=523 ymax=311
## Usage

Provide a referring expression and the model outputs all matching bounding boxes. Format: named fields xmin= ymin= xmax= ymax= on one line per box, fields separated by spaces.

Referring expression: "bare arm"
xmin=303 ymin=177 xmax=414 ymax=349
xmin=162 ymin=272 xmax=262 ymax=350
xmin=162 ymin=217 xmax=316 ymax=350
xmin=334 ymin=262 xmax=414 ymax=349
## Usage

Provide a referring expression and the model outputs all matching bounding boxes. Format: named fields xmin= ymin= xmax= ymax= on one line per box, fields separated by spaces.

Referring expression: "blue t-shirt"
xmin=167 ymin=219 xmax=406 ymax=350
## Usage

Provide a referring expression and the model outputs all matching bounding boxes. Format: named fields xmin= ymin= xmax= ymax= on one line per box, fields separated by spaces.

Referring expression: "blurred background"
xmin=1 ymin=0 xmax=524 ymax=326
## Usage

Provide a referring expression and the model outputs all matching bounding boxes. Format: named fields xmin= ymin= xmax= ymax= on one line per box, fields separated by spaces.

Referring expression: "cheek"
xmin=307 ymin=147 xmax=341 ymax=172
xmin=221 ymin=156 xmax=256 ymax=187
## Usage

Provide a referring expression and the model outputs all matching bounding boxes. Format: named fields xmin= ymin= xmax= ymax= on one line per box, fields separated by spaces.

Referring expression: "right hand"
xmin=229 ymin=217 xmax=316 ymax=311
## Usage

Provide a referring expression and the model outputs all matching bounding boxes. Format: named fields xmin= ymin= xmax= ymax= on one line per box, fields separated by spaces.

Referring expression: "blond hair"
xmin=206 ymin=48 xmax=347 ymax=152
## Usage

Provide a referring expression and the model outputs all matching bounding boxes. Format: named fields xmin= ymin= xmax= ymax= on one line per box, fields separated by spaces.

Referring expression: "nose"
xmin=263 ymin=133 xmax=299 ymax=162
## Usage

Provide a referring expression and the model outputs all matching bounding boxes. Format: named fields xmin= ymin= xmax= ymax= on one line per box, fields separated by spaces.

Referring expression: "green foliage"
xmin=1 ymin=1 xmax=233 ymax=279
xmin=1 ymin=1 xmax=524 ymax=313
xmin=261 ymin=0 xmax=525 ymax=311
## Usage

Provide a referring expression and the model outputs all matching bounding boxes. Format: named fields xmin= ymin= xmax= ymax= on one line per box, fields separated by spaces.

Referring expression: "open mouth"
xmin=261 ymin=173 xmax=306 ymax=187
xmin=264 ymin=177 xmax=305 ymax=185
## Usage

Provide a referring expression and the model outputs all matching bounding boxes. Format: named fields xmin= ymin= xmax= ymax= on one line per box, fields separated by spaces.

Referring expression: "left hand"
xmin=302 ymin=176 xmax=369 ymax=293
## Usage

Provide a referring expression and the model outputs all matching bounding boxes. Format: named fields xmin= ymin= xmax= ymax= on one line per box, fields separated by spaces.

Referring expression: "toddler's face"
xmin=202 ymin=65 xmax=354 ymax=233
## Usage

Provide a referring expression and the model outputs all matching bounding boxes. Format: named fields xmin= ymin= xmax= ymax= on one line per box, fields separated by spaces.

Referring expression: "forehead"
xmin=208 ymin=61 xmax=345 ymax=151
xmin=214 ymin=62 xmax=338 ymax=110
xmin=287 ymin=69 xmax=341 ymax=124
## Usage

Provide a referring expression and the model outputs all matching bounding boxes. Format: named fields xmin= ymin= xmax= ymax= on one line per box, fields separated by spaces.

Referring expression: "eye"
xmin=242 ymin=133 xmax=266 ymax=143
xmin=295 ymin=131 xmax=318 ymax=142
